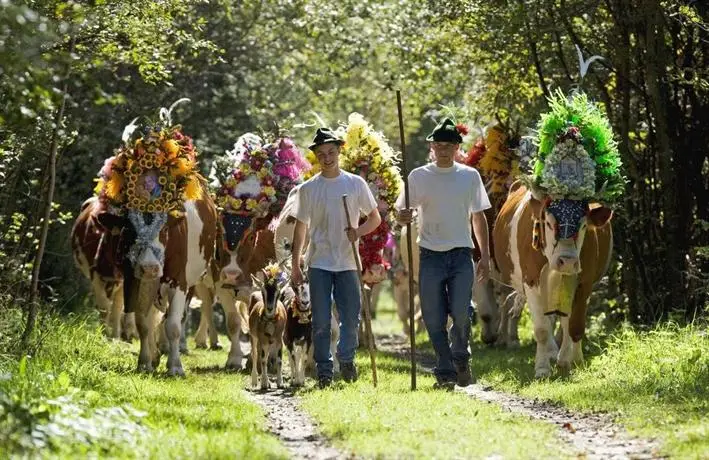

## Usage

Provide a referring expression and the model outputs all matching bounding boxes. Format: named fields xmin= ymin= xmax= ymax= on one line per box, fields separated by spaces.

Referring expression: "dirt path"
xmin=247 ymin=388 xmax=346 ymax=460
xmin=376 ymin=333 xmax=664 ymax=460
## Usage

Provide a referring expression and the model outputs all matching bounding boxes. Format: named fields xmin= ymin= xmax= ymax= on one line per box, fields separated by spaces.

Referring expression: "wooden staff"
xmin=396 ymin=89 xmax=417 ymax=391
xmin=342 ymin=195 xmax=378 ymax=387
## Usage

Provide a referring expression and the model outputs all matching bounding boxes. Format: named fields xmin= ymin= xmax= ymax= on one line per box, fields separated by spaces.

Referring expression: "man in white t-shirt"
xmin=292 ymin=127 xmax=381 ymax=388
xmin=396 ymin=118 xmax=491 ymax=390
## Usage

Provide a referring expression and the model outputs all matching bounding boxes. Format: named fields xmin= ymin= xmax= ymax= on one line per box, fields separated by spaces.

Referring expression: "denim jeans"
xmin=308 ymin=267 xmax=361 ymax=379
xmin=418 ymin=246 xmax=475 ymax=381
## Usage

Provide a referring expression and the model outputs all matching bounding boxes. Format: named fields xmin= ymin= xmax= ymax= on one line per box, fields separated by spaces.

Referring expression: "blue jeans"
xmin=309 ymin=268 xmax=361 ymax=379
xmin=419 ymin=247 xmax=475 ymax=381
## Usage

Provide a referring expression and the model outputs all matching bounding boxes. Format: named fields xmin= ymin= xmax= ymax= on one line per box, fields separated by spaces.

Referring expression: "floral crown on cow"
xmin=94 ymin=98 xmax=204 ymax=217
xmin=523 ymin=89 xmax=625 ymax=205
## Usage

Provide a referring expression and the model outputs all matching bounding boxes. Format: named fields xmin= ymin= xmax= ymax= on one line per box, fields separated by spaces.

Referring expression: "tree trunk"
xmin=22 ymin=37 xmax=74 ymax=347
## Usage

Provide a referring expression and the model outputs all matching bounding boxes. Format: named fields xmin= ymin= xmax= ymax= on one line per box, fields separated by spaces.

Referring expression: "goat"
xmin=283 ymin=280 xmax=312 ymax=387
xmin=249 ymin=263 xmax=288 ymax=390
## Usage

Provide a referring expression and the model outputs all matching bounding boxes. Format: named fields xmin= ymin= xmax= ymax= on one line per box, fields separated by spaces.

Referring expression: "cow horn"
xmin=528 ymin=183 xmax=547 ymax=202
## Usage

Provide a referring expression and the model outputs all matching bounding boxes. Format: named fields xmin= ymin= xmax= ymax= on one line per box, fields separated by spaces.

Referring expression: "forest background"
xmin=2 ymin=0 xmax=709 ymax=333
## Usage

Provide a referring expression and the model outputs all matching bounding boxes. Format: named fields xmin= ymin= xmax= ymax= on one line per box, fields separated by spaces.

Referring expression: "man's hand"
xmin=345 ymin=227 xmax=358 ymax=243
xmin=476 ymin=256 xmax=490 ymax=284
xmin=397 ymin=208 xmax=414 ymax=225
xmin=291 ymin=261 xmax=304 ymax=286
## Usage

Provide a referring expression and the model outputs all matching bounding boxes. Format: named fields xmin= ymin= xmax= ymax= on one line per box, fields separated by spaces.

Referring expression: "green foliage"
xmin=0 ymin=304 xmax=286 ymax=458
xmin=471 ymin=320 xmax=709 ymax=458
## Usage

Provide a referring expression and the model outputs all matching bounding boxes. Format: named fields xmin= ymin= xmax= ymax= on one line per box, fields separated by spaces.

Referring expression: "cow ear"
xmin=251 ymin=272 xmax=263 ymax=289
xmin=588 ymin=205 xmax=613 ymax=227
xmin=95 ymin=212 xmax=126 ymax=232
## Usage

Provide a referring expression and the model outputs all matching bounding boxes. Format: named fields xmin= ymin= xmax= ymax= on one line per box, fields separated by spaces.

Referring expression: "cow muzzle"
xmin=221 ymin=267 xmax=243 ymax=285
xmin=552 ymin=254 xmax=580 ymax=274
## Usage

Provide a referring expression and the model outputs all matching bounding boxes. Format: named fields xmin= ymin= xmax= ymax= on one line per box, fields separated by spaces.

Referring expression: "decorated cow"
xmin=92 ymin=100 xmax=218 ymax=376
xmin=208 ymin=132 xmax=311 ymax=370
xmin=71 ymin=196 xmax=137 ymax=341
xmin=493 ymin=90 xmax=624 ymax=378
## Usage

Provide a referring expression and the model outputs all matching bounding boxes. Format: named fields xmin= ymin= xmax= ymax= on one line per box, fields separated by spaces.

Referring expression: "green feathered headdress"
xmin=525 ymin=89 xmax=625 ymax=204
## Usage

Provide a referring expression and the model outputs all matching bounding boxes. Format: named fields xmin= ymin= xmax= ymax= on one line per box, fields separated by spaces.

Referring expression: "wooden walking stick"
xmin=396 ymin=89 xmax=417 ymax=391
xmin=342 ymin=195 xmax=378 ymax=388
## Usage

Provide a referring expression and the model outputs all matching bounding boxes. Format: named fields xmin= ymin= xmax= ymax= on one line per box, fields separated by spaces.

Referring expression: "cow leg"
xmin=119 ymin=279 xmax=138 ymax=342
xmin=557 ymin=315 xmax=574 ymax=372
xmin=568 ymin=285 xmax=590 ymax=368
xmin=250 ymin=336 xmax=259 ymax=389
xmin=136 ymin=307 xmax=154 ymax=373
xmin=526 ymin=287 xmax=557 ymax=379
xmin=475 ymin=279 xmax=499 ymax=345
xmin=223 ymin=295 xmax=244 ymax=370
xmin=91 ymin=276 xmax=116 ymax=338
xmin=507 ymin=293 xmax=523 ymax=348
xmin=275 ymin=345 xmax=283 ymax=388
xmin=260 ymin=344 xmax=270 ymax=390
xmin=193 ymin=284 xmax=216 ymax=349
xmin=165 ymin=289 xmax=188 ymax=377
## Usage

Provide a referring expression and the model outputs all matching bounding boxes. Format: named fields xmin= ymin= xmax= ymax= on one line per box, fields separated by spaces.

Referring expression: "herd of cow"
xmin=72 ymin=174 xmax=613 ymax=385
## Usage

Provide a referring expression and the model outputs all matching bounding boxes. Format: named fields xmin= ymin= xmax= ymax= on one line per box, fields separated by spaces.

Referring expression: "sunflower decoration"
xmin=336 ymin=112 xmax=403 ymax=284
xmin=302 ymin=150 xmax=320 ymax=180
xmin=94 ymin=102 xmax=204 ymax=217
xmin=524 ymin=89 xmax=624 ymax=204
xmin=216 ymin=133 xmax=310 ymax=219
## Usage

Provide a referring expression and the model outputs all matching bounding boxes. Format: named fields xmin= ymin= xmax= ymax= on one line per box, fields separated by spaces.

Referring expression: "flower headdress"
xmin=262 ymin=262 xmax=287 ymax=286
xmin=94 ymin=99 xmax=204 ymax=217
xmin=524 ymin=89 xmax=624 ymax=203
xmin=337 ymin=113 xmax=403 ymax=284
xmin=216 ymin=133 xmax=310 ymax=218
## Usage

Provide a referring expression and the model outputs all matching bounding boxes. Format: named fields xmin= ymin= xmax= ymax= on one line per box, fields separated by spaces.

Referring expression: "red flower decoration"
xmin=456 ymin=124 xmax=469 ymax=136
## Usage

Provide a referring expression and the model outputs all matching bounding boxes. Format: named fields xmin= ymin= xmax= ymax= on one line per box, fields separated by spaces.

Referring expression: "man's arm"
xmin=472 ymin=211 xmax=490 ymax=282
xmin=291 ymin=219 xmax=307 ymax=284
xmin=357 ymin=208 xmax=382 ymax=237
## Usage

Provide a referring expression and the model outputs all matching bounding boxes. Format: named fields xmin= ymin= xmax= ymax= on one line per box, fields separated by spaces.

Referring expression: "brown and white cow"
xmin=97 ymin=191 xmax=218 ymax=376
xmin=72 ymin=197 xmax=137 ymax=341
xmin=197 ymin=210 xmax=278 ymax=371
xmin=493 ymin=183 xmax=613 ymax=378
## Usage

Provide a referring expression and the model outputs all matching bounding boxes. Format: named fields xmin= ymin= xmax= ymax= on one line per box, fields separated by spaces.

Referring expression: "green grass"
xmin=469 ymin=311 xmax=709 ymax=459
xmin=299 ymin=287 xmax=569 ymax=459
xmin=299 ymin=353 xmax=568 ymax=459
xmin=0 ymin=307 xmax=286 ymax=459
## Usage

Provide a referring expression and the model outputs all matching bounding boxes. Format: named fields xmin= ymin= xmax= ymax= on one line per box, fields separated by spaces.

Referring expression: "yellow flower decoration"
xmin=263 ymin=186 xmax=276 ymax=197
xmin=94 ymin=178 xmax=106 ymax=195
xmin=245 ymin=198 xmax=258 ymax=210
xmin=174 ymin=157 xmax=194 ymax=177
xmin=163 ymin=139 xmax=180 ymax=159
xmin=184 ymin=176 xmax=202 ymax=201
xmin=105 ymin=175 xmax=123 ymax=199
xmin=233 ymin=198 xmax=243 ymax=209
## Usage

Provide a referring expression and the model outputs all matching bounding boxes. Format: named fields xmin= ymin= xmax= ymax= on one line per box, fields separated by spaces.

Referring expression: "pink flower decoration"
xmin=100 ymin=156 xmax=115 ymax=178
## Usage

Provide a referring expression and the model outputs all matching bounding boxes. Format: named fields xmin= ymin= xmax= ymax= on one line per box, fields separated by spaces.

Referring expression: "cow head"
xmin=219 ymin=213 xmax=255 ymax=286
xmin=96 ymin=210 xmax=169 ymax=280
xmin=537 ymin=198 xmax=613 ymax=274
xmin=251 ymin=263 xmax=289 ymax=318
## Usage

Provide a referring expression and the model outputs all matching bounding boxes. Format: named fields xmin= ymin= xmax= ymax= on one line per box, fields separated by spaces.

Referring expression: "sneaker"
xmin=340 ymin=362 xmax=358 ymax=383
xmin=432 ymin=378 xmax=456 ymax=391
xmin=455 ymin=362 xmax=475 ymax=387
xmin=317 ymin=376 xmax=333 ymax=389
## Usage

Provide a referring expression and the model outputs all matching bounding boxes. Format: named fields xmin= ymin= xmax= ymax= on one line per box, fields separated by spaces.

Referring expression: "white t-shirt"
xmin=396 ymin=162 xmax=491 ymax=252
xmin=295 ymin=171 xmax=378 ymax=271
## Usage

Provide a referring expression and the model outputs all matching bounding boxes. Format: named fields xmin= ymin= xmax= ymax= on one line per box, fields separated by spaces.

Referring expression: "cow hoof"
xmin=534 ymin=368 xmax=551 ymax=379
xmin=195 ymin=342 xmax=208 ymax=350
xmin=210 ymin=343 xmax=223 ymax=351
xmin=167 ymin=367 xmax=186 ymax=377
xmin=137 ymin=362 xmax=154 ymax=373
xmin=225 ymin=361 xmax=243 ymax=372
